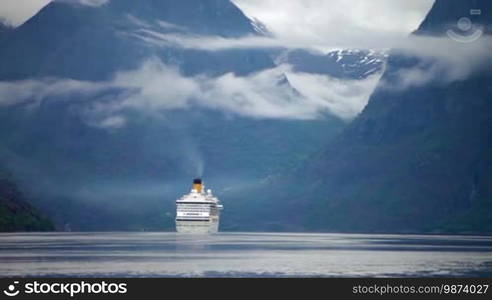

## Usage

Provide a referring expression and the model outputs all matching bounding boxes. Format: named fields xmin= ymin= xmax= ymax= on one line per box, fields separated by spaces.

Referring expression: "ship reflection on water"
xmin=1 ymin=232 xmax=492 ymax=277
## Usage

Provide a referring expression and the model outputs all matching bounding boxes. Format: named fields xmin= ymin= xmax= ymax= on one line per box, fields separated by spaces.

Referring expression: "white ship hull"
xmin=175 ymin=219 xmax=219 ymax=234
xmin=175 ymin=179 xmax=223 ymax=234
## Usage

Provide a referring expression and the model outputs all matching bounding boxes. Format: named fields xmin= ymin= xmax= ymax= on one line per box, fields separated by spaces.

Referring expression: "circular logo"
xmin=3 ymin=282 xmax=20 ymax=297
xmin=457 ymin=17 xmax=473 ymax=31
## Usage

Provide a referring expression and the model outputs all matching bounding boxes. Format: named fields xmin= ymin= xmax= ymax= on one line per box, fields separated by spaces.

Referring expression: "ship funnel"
xmin=193 ymin=178 xmax=203 ymax=193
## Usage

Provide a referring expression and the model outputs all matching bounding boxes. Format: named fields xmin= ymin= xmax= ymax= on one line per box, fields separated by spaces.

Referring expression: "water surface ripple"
xmin=1 ymin=232 xmax=491 ymax=277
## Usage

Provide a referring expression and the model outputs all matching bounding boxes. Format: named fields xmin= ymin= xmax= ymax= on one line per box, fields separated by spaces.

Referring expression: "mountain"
xmin=0 ymin=0 xmax=352 ymax=230
xmin=275 ymin=0 xmax=492 ymax=234
xmin=0 ymin=168 xmax=54 ymax=231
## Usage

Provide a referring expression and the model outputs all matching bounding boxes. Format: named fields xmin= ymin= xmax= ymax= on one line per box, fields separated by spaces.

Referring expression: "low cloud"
xmin=4 ymin=39 xmax=488 ymax=127
xmin=199 ymin=64 xmax=324 ymax=120
xmin=0 ymin=78 xmax=105 ymax=107
xmin=111 ymin=59 xmax=200 ymax=111
xmin=132 ymin=21 xmax=492 ymax=80
xmin=56 ymin=0 xmax=110 ymax=7
xmin=132 ymin=25 xmax=492 ymax=94
xmin=134 ymin=23 xmax=492 ymax=55
xmin=288 ymin=71 xmax=382 ymax=120
xmin=95 ymin=115 xmax=126 ymax=129
xmin=97 ymin=58 xmax=383 ymax=123
xmin=383 ymin=36 xmax=492 ymax=90
xmin=132 ymin=29 xmax=280 ymax=51
xmin=0 ymin=58 xmax=382 ymax=127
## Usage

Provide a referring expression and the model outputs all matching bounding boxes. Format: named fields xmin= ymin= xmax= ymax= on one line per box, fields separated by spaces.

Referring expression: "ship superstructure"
xmin=175 ymin=178 xmax=223 ymax=234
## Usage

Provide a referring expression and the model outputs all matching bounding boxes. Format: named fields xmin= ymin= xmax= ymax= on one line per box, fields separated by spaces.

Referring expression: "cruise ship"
xmin=175 ymin=178 xmax=223 ymax=234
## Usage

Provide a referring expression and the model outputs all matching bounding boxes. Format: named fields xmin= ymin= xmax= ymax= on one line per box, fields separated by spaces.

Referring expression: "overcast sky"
xmin=233 ymin=0 xmax=434 ymax=39
xmin=0 ymin=0 xmax=50 ymax=26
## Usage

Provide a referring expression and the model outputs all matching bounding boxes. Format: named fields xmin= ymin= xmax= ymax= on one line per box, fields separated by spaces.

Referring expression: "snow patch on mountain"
xmin=281 ymin=49 xmax=388 ymax=80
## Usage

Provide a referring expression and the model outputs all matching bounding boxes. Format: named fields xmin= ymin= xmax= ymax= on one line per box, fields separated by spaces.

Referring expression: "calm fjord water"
xmin=0 ymin=232 xmax=491 ymax=277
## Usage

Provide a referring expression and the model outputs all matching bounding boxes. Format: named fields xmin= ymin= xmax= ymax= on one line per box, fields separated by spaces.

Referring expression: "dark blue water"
xmin=1 ymin=232 xmax=491 ymax=277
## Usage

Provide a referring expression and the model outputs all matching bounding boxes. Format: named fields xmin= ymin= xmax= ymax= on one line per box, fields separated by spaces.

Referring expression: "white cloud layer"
xmin=0 ymin=78 xmax=105 ymax=106
xmin=385 ymin=36 xmax=492 ymax=90
xmin=0 ymin=58 xmax=383 ymax=126
xmin=56 ymin=0 xmax=109 ymax=7
xmin=95 ymin=58 xmax=383 ymax=123
xmin=2 ymin=0 xmax=490 ymax=129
